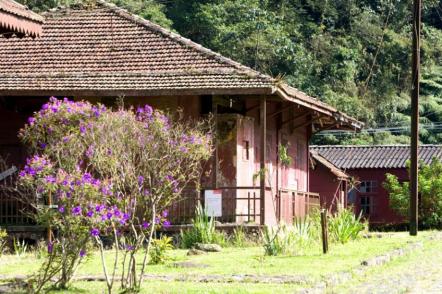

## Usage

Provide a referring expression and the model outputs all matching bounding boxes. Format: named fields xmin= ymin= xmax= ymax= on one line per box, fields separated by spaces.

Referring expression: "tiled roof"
xmin=0 ymin=0 xmax=44 ymax=37
xmin=0 ymin=1 xmax=362 ymax=130
xmin=311 ymin=145 xmax=442 ymax=169
xmin=310 ymin=151 xmax=349 ymax=179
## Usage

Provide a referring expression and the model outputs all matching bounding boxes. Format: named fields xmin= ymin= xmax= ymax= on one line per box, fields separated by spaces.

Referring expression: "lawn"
xmin=0 ymin=232 xmax=431 ymax=293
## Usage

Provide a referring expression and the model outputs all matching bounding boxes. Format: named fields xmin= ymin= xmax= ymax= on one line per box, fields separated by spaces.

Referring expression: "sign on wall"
xmin=204 ymin=190 xmax=222 ymax=217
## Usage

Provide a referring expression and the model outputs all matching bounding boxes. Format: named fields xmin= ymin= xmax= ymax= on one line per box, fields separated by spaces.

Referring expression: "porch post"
xmin=260 ymin=97 xmax=267 ymax=225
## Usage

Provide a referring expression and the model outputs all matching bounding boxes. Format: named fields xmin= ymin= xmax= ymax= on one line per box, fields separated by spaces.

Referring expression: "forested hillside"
xmin=19 ymin=0 xmax=442 ymax=145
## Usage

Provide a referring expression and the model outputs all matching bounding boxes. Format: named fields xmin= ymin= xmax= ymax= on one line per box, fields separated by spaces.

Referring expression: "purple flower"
xmin=39 ymin=142 xmax=47 ymax=149
xmin=27 ymin=117 xmax=35 ymax=125
xmin=79 ymin=249 xmax=86 ymax=257
xmin=125 ymin=245 xmax=134 ymax=251
xmin=72 ymin=205 xmax=82 ymax=216
xmin=162 ymin=210 xmax=168 ymax=218
xmin=80 ymin=125 xmax=86 ymax=135
xmin=95 ymin=204 xmax=105 ymax=212
xmin=106 ymin=212 xmax=113 ymax=220
xmin=58 ymin=206 xmax=65 ymax=213
xmin=163 ymin=220 xmax=171 ymax=228
xmin=19 ymin=170 xmax=26 ymax=177
xmin=142 ymin=221 xmax=150 ymax=229
xmin=47 ymin=242 xmax=53 ymax=254
xmin=86 ymin=210 xmax=94 ymax=218
xmin=113 ymin=209 xmax=121 ymax=218
xmin=138 ymin=175 xmax=144 ymax=186
xmin=82 ymin=173 xmax=92 ymax=183
xmin=90 ymin=228 xmax=100 ymax=237
xmin=45 ymin=175 xmax=56 ymax=184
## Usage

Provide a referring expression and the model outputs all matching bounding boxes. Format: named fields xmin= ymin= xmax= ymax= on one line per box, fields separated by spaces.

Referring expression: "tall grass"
xmin=180 ymin=203 xmax=225 ymax=248
xmin=261 ymin=208 xmax=367 ymax=255
xmin=328 ymin=208 xmax=367 ymax=244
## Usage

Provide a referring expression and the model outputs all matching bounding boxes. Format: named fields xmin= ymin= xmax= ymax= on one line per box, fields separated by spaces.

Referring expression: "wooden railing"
xmin=0 ymin=166 xmax=35 ymax=226
xmin=167 ymin=187 xmax=320 ymax=225
xmin=167 ymin=187 xmax=261 ymax=224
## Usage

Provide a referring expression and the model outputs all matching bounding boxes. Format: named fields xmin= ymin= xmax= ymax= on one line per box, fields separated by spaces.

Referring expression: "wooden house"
xmin=0 ymin=1 xmax=362 ymax=231
xmin=310 ymin=145 xmax=442 ymax=225
xmin=309 ymin=150 xmax=350 ymax=213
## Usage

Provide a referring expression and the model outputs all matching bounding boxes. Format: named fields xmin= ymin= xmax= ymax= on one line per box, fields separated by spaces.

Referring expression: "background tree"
xmin=17 ymin=0 xmax=442 ymax=145
xmin=384 ymin=158 xmax=442 ymax=228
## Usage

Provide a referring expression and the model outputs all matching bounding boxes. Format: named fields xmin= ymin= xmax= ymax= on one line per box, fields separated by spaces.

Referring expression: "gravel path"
xmin=336 ymin=239 xmax=442 ymax=294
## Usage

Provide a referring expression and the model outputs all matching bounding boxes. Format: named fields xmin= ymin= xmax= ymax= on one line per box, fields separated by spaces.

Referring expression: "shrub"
xmin=384 ymin=159 xmax=442 ymax=228
xmin=13 ymin=237 xmax=28 ymax=257
xmin=231 ymin=226 xmax=247 ymax=247
xmin=0 ymin=228 xmax=7 ymax=256
xmin=328 ymin=208 xmax=367 ymax=244
xmin=18 ymin=98 xmax=213 ymax=293
xmin=149 ymin=235 xmax=173 ymax=265
xmin=180 ymin=203 xmax=225 ymax=248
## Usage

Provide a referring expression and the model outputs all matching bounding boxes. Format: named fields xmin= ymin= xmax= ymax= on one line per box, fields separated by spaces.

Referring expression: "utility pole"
xmin=410 ymin=0 xmax=421 ymax=236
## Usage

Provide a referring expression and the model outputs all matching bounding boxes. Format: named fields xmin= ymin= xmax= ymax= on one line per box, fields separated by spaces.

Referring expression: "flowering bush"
xmin=18 ymin=97 xmax=213 ymax=293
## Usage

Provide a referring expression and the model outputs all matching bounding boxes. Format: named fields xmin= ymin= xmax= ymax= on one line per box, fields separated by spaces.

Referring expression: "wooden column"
xmin=212 ymin=97 xmax=218 ymax=189
xmin=260 ymin=97 xmax=267 ymax=225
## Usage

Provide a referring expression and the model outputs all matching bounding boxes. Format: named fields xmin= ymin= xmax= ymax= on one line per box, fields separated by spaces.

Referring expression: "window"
xmin=360 ymin=196 xmax=371 ymax=215
xmin=359 ymin=181 xmax=377 ymax=193
xmin=242 ymin=140 xmax=250 ymax=161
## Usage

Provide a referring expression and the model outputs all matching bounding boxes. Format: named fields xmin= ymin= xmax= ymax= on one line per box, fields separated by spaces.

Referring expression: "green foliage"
xmin=109 ymin=0 xmax=172 ymax=29
xmin=149 ymin=235 xmax=173 ymax=265
xmin=180 ymin=203 xmax=225 ymax=249
xmin=278 ymin=144 xmax=292 ymax=167
xmin=384 ymin=158 xmax=442 ymax=228
xmin=12 ymin=237 xmax=28 ymax=257
xmin=0 ymin=228 xmax=7 ymax=256
xmin=229 ymin=226 xmax=257 ymax=248
xmin=18 ymin=0 xmax=442 ymax=144
xmin=261 ymin=219 xmax=319 ymax=256
xmin=328 ymin=208 xmax=367 ymax=244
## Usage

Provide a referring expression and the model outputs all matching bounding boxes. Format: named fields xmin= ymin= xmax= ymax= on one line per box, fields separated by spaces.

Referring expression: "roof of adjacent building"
xmin=310 ymin=151 xmax=350 ymax=179
xmin=0 ymin=1 xmax=362 ymax=130
xmin=310 ymin=145 xmax=442 ymax=169
xmin=0 ymin=0 xmax=44 ymax=37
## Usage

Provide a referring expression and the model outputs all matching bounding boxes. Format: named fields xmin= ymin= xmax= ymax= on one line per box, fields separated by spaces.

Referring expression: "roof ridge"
xmin=1 ymin=69 xmax=272 ymax=78
xmin=95 ymin=0 xmax=274 ymax=82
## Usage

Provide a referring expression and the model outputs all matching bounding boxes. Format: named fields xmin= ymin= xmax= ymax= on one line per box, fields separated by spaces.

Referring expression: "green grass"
xmin=0 ymin=231 xmax=433 ymax=293
xmin=37 ymin=281 xmax=302 ymax=294
xmin=333 ymin=235 xmax=442 ymax=293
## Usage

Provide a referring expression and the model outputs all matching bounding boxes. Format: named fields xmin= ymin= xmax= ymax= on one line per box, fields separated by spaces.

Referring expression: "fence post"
xmin=320 ymin=209 xmax=328 ymax=254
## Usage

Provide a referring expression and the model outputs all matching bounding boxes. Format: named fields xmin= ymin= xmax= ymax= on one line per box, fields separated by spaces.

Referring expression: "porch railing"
xmin=167 ymin=187 xmax=320 ymax=225
xmin=167 ymin=187 xmax=261 ymax=224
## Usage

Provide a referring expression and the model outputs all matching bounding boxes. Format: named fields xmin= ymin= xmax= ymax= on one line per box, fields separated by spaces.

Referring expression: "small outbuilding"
xmin=310 ymin=145 xmax=442 ymax=225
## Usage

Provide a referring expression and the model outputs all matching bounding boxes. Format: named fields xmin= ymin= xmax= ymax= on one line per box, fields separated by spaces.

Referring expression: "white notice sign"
xmin=204 ymin=190 xmax=222 ymax=217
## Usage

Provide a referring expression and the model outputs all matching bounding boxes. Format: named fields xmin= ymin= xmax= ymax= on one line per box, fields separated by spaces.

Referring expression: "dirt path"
xmin=334 ymin=239 xmax=442 ymax=294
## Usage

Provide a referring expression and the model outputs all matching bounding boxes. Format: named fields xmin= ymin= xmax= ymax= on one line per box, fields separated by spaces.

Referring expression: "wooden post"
xmin=321 ymin=209 xmax=328 ymax=254
xmin=260 ymin=97 xmax=267 ymax=225
xmin=410 ymin=0 xmax=421 ymax=236
xmin=212 ymin=97 xmax=218 ymax=189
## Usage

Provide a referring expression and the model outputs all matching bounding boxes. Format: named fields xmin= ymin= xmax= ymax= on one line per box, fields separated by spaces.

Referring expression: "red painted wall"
xmin=310 ymin=165 xmax=406 ymax=224
xmin=346 ymin=168 xmax=406 ymax=224
xmin=309 ymin=164 xmax=344 ymax=213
